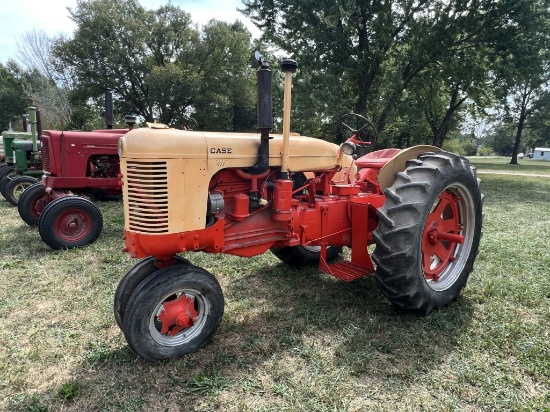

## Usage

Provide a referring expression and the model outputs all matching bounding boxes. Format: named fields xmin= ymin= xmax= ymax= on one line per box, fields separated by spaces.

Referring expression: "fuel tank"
xmin=120 ymin=128 xmax=342 ymax=173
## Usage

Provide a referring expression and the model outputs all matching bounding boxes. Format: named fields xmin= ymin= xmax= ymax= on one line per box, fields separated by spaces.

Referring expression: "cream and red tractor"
xmin=115 ymin=55 xmax=483 ymax=361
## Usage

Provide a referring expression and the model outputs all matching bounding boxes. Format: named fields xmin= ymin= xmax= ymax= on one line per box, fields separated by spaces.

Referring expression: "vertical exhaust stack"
xmin=27 ymin=107 xmax=38 ymax=153
xmin=36 ymin=108 xmax=42 ymax=139
xmin=249 ymin=52 xmax=273 ymax=175
xmin=104 ymin=88 xmax=114 ymax=129
xmin=34 ymin=108 xmax=42 ymax=162
xmin=280 ymin=59 xmax=298 ymax=179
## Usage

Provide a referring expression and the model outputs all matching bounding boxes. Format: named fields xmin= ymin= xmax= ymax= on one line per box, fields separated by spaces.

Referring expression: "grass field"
xmin=0 ymin=157 xmax=549 ymax=411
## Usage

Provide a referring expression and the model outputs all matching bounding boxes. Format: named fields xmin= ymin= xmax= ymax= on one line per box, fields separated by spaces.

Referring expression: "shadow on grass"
xmin=14 ymin=256 xmax=474 ymax=411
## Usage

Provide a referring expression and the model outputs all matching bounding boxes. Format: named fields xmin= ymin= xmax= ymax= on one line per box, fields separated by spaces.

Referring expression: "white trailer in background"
xmin=528 ymin=148 xmax=550 ymax=160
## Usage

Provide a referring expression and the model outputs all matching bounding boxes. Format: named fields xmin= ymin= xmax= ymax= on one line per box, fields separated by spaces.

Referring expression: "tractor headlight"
xmin=118 ymin=137 xmax=124 ymax=157
xmin=341 ymin=141 xmax=356 ymax=156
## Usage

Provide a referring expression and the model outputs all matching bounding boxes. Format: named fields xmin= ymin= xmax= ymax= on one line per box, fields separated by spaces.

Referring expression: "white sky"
xmin=0 ymin=0 xmax=260 ymax=65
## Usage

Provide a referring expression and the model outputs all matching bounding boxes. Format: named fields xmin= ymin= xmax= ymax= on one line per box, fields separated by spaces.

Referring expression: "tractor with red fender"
xmin=114 ymin=55 xmax=483 ymax=361
xmin=16 ymin=90 xmax=135 ymax=249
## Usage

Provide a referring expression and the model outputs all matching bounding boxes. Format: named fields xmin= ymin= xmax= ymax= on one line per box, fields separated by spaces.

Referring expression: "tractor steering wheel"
xmin=339 ymin=113 xmax=378 ymax=149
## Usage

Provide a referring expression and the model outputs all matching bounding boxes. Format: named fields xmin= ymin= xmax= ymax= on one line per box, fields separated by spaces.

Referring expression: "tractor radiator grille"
xmin=126 ymin=161 xmax=169 ymax=233
xmin=40 ymin=138 xmax=50 ymax=172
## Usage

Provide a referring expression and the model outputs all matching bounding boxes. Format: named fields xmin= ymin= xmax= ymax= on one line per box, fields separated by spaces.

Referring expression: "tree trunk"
xmin=431 ymin=88 xmax=467 ymax=147
xmin=510 ymin=112 xmax=526 ymax=165
xmin=510 ymin=90 xmax=529 ymax=165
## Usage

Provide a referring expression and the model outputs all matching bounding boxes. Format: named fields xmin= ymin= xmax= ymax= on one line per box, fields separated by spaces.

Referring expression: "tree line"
xmin=1 ymin=0 xmax=549 ymax=163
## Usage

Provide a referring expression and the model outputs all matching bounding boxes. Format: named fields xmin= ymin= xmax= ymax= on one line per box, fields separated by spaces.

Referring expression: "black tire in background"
xmin=4 ymin=175 xmax=38 ymax=206
xmin=38 ymin=196 xmax=103 ymax=249
xmin=271 ymin=245 xmax=343 ymax=268
xmin=0 ymin=165 xmax=15 ymax=182
xmin=0 ymin=171 xmax=18 ymax=199
xmin=17 ymin=182 xmax=48 ymax=226
xmin=372 ymin=151 xmax=483 ymax=315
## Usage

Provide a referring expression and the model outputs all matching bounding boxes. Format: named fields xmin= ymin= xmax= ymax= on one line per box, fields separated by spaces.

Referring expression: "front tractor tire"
xmin=372 ymin=152 xmax=483 ymax=315
xmin=38 ymin=196 xmax=103 ymax=250
xmin=271 ymin=245 xmax=343 ymax=268
xmin=122 ymin=264 xmax=224 ymax=362
xmin=17 ymin=182 xmax=48 ymax=226
xmin=4 ymin=175 xmax=39 ymax=206
xmin=114 ymin=256 xmax=191 ymax=329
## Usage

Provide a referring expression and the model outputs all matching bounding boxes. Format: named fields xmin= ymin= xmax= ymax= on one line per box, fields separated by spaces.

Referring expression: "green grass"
xmin=469 ymin=156 xmax=550 ymax=175
xmin=1 ymin=159 xmax=549 ymax=411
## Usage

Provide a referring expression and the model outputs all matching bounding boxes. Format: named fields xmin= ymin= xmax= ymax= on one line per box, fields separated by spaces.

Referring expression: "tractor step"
xmin=319 ymin=260 xmax=374 ymax=282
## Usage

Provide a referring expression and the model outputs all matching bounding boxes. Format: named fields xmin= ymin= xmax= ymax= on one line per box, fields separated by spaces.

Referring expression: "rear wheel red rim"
xmin=420 ymin=181 xmax=476 ymax=292
xmin=422 ymin=191 xmax=461 ymax=280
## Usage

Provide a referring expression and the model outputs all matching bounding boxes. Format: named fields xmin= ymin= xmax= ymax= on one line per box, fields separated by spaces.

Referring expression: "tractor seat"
xmin=355 ymin=148 xmax=401 ymax=169
xmin=13 ymin=141 xmax=42 ymax=151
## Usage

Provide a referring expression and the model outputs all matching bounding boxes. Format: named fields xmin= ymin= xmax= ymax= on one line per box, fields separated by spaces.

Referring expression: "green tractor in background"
xmin=0 ymin=107 xmax=42 ymax=205
xmin=0 ymin=115 xmax=32 ymax=190
xmin=0 ymin=113 xmax=31 ymax=173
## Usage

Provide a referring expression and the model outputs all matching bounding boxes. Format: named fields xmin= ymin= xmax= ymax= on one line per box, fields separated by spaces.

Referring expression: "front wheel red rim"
xmin=53 ymin=209 xmax=93 ymax=242
xmin=149 ymin=289 xmax=209 ymax=347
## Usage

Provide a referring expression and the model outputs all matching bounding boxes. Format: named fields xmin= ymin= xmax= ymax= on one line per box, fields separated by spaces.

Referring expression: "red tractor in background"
xmin=17 ymin=90 xmax=135 ymax=250
xmin=114 ymin=54 xmax=483 ymax=362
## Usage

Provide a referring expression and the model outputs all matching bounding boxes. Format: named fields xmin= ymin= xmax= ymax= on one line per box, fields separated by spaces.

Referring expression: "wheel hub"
xmin=56 ymin=211 xmax=89 ymax=238
xmin=68 ymin=219 xmax=78 ymax=230
xmin=157 ymin=295 xmax=198 ymax=336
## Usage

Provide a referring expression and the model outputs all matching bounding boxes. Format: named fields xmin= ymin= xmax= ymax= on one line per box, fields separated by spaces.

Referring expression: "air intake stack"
xmin=104 ymin=88 xmax=114 ymax=129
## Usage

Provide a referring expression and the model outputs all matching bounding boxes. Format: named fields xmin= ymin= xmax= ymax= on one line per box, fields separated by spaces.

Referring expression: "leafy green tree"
xmin=483 ymin=123 xmax=516 ymax=155
xmin=525 ymin=104 xmax=550 ymax=150
xmin=491 ymin=0 xmax=550 ymax=164
xmin=53 ymin=0 xmax=257 ymax=131
xmin=54 ymin=0 xmax=198 ymax=123
xmin=190 ymin=20 xmax=256 ymax=132
xmin=478 ymin=146 xmax=492 ymax=157
xmin=408 ymin=45 xmax=493 ymax=147
xmin=442 ymin=134 xmax=477 ymax=156
xmin=0 ymin=61 xmax=31 ymax=131
xmin=241 ymin=0 xmax=525 ymax=147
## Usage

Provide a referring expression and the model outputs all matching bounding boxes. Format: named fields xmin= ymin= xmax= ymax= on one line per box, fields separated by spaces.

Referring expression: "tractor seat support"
xmin=355 ymin=148 xmax=401 ymax=169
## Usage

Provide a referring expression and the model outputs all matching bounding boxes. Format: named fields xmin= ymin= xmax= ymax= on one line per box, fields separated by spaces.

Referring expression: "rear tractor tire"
xmin=372 ymin=151 xmax=483 ymax=315
xmin=38 ymin=196 xmax=103 ymax=250
xmin=271 ymin=245 xmax=343 ymax=268
xmin=122 ymin=264 xmax=224 ymax=362
xmin=17 ymin=182 xmax=48 ymax=226
xmin=4 ymin=175 xmax=38 ymax=206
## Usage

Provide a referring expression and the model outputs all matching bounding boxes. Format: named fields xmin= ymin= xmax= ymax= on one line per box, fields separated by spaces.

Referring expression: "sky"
xmin=0 ymin=0 xmax=260 ymax=65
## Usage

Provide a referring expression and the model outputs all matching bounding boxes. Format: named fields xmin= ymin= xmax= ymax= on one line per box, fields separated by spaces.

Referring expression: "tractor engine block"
xmin=88 ymin=155 xmax=119 ymax=178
